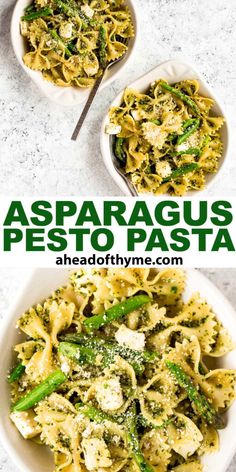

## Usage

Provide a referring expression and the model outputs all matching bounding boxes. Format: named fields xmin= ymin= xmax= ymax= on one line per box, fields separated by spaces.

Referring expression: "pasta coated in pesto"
xmin=9 ymin=269 xmax=236 ymax=472
xmin=20 ymin=0 xmax=134 ymax=87
xmin=107 ymin=79 xmax=225 ymax=196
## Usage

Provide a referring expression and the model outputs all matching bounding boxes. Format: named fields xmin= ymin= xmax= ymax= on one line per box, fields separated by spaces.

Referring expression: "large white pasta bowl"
xmin=100 ymin=59 xmax=230 ymax=196
xmin=0 ymin=268 xmax=236 ymax=472
xmin=10 ymin=0 xmax=138 ymax=106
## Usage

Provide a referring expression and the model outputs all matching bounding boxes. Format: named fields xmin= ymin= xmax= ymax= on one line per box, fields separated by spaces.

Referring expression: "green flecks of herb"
xmin=180 ymin=316 xmax=208 ymax=328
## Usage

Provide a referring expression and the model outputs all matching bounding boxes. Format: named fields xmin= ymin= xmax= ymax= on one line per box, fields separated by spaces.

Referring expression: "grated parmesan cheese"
xmin=115 ymin=324 xmax=145 ymax=351
xmin=142 ymin=122 xmax=168 ymax=149
xmin=10 ymin=411 xmax=41 ymax=439
xmin=59 ymin=22 xmax=73 ymax=39
xmin=176 ymin=132 xmax=200 ymax=153
xmin=95 ymin=376 xmax=124 ymax=411
xmin=155 ymin=161 xmax=172 ymax=179
xmin=60 ymin=360 xmax=71 ymax=375
xmin=81 ymin=4 xmax=94 ymax=18
xmin=105 ymin=124 xmax=122 ymax=135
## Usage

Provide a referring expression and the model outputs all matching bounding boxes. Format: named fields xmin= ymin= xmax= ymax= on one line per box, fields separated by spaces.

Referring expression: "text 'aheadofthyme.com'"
xmin=55 ymin=253 xmax=184 ymax=267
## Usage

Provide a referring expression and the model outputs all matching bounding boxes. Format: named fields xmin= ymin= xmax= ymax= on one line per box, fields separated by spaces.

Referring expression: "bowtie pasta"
xmin=20 ymin=0 xmax=134 ymax=87
xmin=106 ymin=80 xmax=224 ymax=196
xmin=9 ymin=269 xmax=236 ymax=472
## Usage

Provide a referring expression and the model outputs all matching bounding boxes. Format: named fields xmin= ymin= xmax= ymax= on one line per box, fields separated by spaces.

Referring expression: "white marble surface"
xmin=0 ymin=268 xmax=236 ymax=471
xmin=0 ymin=0 xmax=236 ymax=196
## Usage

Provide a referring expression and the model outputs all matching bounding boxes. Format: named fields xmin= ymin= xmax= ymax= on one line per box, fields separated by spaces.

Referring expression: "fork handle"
xmin=71 ymin=69 xmax=106 ymax=141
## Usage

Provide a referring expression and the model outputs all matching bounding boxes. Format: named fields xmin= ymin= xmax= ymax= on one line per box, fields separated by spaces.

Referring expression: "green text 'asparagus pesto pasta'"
xmin=8 ymin=269 xmax=236 ymax=472
xmin=20 ymin=0 xmax=134 ymax=87
xmin=106 ymin=79 xmax=225 ymax=196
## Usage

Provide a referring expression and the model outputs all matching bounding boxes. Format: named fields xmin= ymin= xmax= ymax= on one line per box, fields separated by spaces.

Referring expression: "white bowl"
xmin=101 ymin=59 xmax=230 ymax=196
xmin=0 ymin=269 xmax=236 ymax=472
xmin=11 ymin=0 xmax=138 ymax=106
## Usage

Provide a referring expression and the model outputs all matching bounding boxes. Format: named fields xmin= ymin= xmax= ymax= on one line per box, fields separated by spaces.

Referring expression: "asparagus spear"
xmin=98 ymin=25 xmax=107 ymax=68
xmin=50 ymin=29 xmax=72 ymax=57
xmin=60 ymin=333 xmax=159 ymax=365
xmin=182 ymin=118 xmax=196 ymax=129
xmin=162 ymin=163 xmax=199 ymax=183
xmin=172 ymin=147 xmax=201 ymax=157
xmin=127 ymin=404 xmax=154 ymax=472
xmin=55 ymin=0 xmax=74 ymax=17
xmin=83 ymin=295 xmax=151 ymax=332
xmin=63 ymin=333 xmax=152 ymax=362
xmin=55 ymin=0 xmax=95 ymax=27
xmin=58 ymin=339 xmax=157 ymax=375
xmin=114 ymin=137 xmax=126 ymax=163
xmin=12 ymin=370 xmax=67 ymax=412
xmin=160 ymin=82 xmax=200 ymax=116
xmin=58 ymin=342 xmax=97 ymax=365
xmin=8 ymin=363 xmax=25 ymax=384
xmin=177 ymin=118 xmax=200 ymax=145
xmin=21 ymin=7 xmax=53 ymax=21
xmin=166 ymin=361 xmax=225 ymax=429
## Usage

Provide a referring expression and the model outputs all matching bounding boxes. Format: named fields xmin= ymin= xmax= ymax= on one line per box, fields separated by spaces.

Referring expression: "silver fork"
xmin=71 ymin=37 xmax=129 ymax=141
xmin=109 ymin=137 xmax=139 ymax=196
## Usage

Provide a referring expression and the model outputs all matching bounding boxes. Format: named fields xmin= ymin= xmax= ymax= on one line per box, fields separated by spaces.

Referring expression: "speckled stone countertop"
xmin=0 ymin=269 xmax=235 ymax=471
xmin=0 ymin=0 xmax=236 ymax=196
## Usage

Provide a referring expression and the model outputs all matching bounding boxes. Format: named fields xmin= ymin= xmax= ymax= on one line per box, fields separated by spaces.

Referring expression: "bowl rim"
xmin=100 ymin=57 xmax=231 ymax=196
xmin=0 ymin=268 xmax=236 ymax=472
xmin=10 ymin=0 xmax=139 ymax=106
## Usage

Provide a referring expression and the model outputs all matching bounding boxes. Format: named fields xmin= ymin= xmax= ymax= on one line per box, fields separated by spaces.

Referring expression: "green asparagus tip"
xmin=8 ymin=363 xmax=25 ymax=384
xmin=166 ymin=361 xmax=225 ymax=430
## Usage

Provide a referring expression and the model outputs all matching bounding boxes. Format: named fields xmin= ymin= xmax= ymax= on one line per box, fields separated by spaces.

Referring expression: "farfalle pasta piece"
xmin=46 ymin=300 xmax=75 ymax=346
xmin=174 ymin=293 xmax=218 ymax=354
xmin=107 ymin=268 xmax=151 ymax=298
xmin=35 ymin=394 xmax=82 ymax=469
xmin=167 ymin=413 xmax=203 ymax=459
xmin=201 ymin=369 xmax=236 ymax=409
xmin=198 ymin=421 xmax=219 ymax=455
xmin=210 ymin=321 xmax=235 ymax=356
xmin=140 ymin=429 xmax=171 ymax=471
xmin=23 ymin=49 xmax=51 ymax=71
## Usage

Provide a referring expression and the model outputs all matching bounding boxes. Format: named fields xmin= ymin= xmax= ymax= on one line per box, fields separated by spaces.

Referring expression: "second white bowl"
xmin=100 ymin=59 xmax=230 ymax=196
